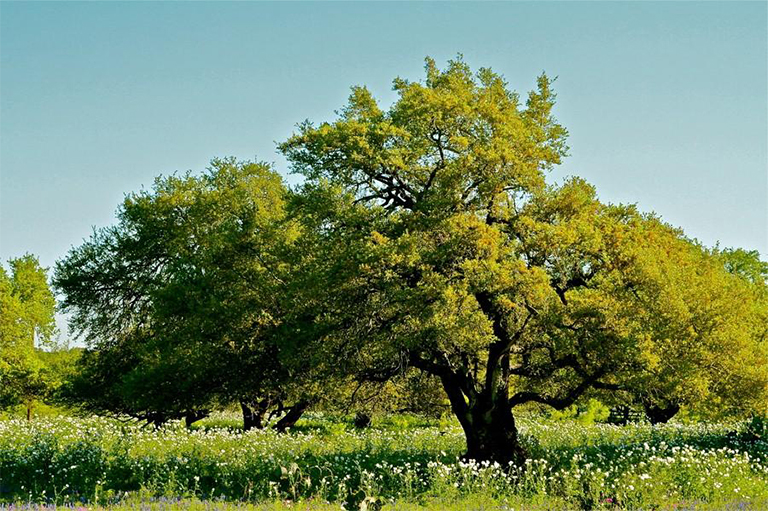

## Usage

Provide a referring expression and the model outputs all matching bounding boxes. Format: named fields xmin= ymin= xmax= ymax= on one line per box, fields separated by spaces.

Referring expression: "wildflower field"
xmin=1 ymin=414 xmax=767 ymax=510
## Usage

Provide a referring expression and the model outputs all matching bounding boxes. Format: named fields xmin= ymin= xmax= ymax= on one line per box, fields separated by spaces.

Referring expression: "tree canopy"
xmin=55 ymin=158 xmax=313 ymax=426
xmin=53 ymin=57 xmax=767 ymax=464
xmin=279 ymin=57 xmax=768 ymax=462
xmin=0 ymin=255 xmax=57 ymax=412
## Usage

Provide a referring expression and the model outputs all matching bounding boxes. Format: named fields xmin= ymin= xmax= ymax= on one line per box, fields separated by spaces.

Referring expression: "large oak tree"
xmin=280 ymin=58 xmax=768 ymax=464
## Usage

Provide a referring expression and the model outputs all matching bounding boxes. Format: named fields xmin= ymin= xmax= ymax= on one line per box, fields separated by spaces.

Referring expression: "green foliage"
xmin=278 ymin=55 xmax=768 ymax=462
xmin=54 ymin=158 xmax=312 ymax=423
xmin=49 ymin=56 xmax=768 ymax=463
xmin=549 ymin=398 xmax=610 ymax=425
xmin=0 ymin=255 xmax=56 ymax=411
xmin=739 ymin=415 xmax=768 ymax=442
xmin=37 ymin=347 xmax=81 ymax=402
xmin=719 ymin=247 xmax=768 ymax=287
xmin=319 ymin=371 xmax=449 ymax=420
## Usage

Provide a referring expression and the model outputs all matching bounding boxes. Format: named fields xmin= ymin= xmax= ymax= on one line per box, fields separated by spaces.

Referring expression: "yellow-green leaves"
xmin=281 ymin=56 xmax=566 ymax=217
xmin=0 ymin=255 xmax=56 ymax=409
xmin=284 ymin=57 xmax=767 ymax=423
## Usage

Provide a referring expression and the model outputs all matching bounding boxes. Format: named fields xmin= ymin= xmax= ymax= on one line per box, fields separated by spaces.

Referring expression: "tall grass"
xmin=1 ymin=413 xmax=766 ymax=509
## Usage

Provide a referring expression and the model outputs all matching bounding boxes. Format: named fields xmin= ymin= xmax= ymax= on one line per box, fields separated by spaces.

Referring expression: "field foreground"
xmin=1 ymin=413 xmax=767 ymax=510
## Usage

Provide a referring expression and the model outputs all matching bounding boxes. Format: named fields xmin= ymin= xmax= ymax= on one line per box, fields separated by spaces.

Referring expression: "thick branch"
xmin=409 ymin=351 xmax=473 ymax=417
xmin=553 ymin=272 xmax=595 ymax=306
xmin=420 ymin=127 xmax=446 ymax=199
xmin=509 ymin=368 xmax=613 ymax=410
xmin=474 ymin=291 xmax=533 ymax=393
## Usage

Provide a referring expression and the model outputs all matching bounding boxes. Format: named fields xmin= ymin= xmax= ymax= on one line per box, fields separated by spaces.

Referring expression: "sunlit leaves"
xmin=283 ymin=56 xmax=767 ymax=425
xmin=0 ymin=255 xmax=56 ymax=409
xmin=54 ymin=158 xmax=305 ymax=420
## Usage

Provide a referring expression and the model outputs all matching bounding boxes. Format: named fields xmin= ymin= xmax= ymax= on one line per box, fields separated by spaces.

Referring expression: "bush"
xmin=549 ymin=399 xmax=610 ymax=425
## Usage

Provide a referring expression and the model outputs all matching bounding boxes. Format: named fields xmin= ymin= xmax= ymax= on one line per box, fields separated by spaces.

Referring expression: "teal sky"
xmin=1 ymin=1 xmax=766 ymax=341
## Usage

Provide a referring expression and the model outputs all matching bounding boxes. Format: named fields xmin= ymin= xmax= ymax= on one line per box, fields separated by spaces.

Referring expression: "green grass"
xmin=1 ymin=412 xmax=767 ymax=510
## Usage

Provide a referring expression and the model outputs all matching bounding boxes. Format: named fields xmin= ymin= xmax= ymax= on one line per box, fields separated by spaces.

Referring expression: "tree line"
xmin=3 ymin=58 xmax=767 ymax=464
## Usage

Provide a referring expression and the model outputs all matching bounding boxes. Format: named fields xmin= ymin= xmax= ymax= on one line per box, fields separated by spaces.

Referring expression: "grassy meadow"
xmin=1 ymin=412 xmax=767 ymax=510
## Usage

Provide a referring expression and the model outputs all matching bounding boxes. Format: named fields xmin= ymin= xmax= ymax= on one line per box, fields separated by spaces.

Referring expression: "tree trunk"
xmin=146 ymin=412 xmax=166 ymax=428
xmin=241 ymin=401 xmax=266 ymax=431
xmin=354 ymin=412 xmax=372 ymax=429
xmin=184 ymin=410 xmax=209 ymax=428
xmin=438 ymin=369 xmax=526 ymax=467
xmin=644 ymin=402 xmax=680 ymax=424
xmin=274 ymin=400 xmax=310 ymax=433
xmin=461 ymin=399 xmax=526 ymax=466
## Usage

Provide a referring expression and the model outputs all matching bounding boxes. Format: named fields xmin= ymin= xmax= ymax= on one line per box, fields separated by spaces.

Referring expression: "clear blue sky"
xmin=1 ymin=2 xmax=766 ymax=341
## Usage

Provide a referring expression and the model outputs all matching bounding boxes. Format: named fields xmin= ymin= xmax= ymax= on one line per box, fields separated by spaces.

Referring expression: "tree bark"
xmin=274 ymin=400 xmax=310 ymax=433
xmin=438 ymin=369 xmax=526 ymax=467
xmin=354 ymin=412 xmax=372 ymax=429
xmin=184 ymin=410 xmax=209 ymax=428
xmin=462 ymin=404 xmax=526 ymax=466
xmin=644 ymin=402 xmax=680 ymax=424
xmin=241 ymin=401 xmax=267 ymax=431
xmin=146 ymin=412 xmax=166 ymax=428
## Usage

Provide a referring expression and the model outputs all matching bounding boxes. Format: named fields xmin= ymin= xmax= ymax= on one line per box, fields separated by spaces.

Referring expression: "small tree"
xmin=0 ymin=255 xmax=57 ymax=417
xmin=280 ymin=57 xmax=768 ymax=464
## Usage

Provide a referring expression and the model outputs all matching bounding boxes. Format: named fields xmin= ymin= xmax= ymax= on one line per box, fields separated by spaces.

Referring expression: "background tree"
xmin=280 ymin=57 xmax=768 ymax=464
xmin=55 ymin=158 xmax=314 ymax=428
xmin=624 ymin=246 xmax=768 ymax=423
xmin=623 ymin=241 xmax=767 ymax=423
xmin=719 ymin=247 xmax=768 ymax=287
xmin=0 ymin=255 xmax=57 ymax=418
